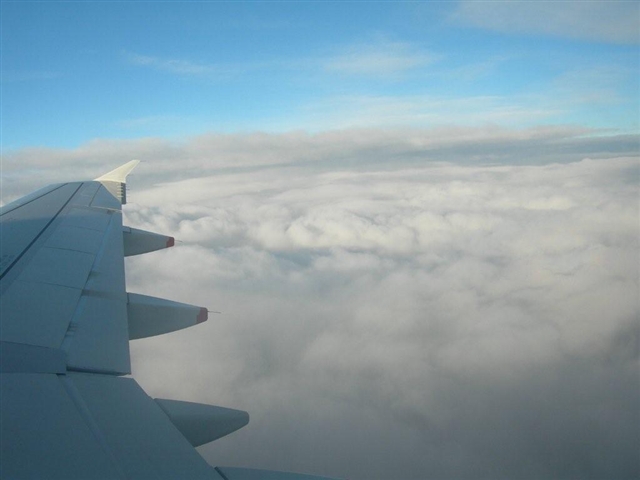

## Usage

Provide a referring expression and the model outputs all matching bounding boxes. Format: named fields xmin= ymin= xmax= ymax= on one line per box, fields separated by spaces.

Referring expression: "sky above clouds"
xmin=1 ymin=2 xmax=639 ymax=480
xmin=1 ymin=1 xmax=639 ymax=148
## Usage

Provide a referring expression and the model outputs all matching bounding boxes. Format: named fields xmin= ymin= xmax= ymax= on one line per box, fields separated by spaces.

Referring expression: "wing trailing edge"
xmin=214 ymin=467 xmax=342 ymax=480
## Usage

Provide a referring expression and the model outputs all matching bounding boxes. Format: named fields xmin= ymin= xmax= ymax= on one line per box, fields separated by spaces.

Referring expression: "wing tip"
xmin=95 ymin=160 xmax=141 ymax=183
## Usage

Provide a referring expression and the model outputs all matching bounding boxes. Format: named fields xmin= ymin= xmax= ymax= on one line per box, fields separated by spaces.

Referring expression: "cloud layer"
xmin=3 ymin=128 xmax=638 ymax=479
xmin=119 ymin=136 xmax=638 ymax=479
xmin=2 ymin=126 xmax=637 ymax=203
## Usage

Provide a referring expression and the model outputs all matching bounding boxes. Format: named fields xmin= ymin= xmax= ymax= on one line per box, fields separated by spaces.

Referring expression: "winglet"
xmin=95 ymin=160 xmax=140 ymax=204
xmin=95 ymin=160 xmax=140 ymax=183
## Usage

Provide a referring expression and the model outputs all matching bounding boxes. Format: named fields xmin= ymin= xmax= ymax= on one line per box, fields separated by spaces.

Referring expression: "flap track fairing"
xmin=123 ymin=226 xmax=175 ymax=256
xmin=127 ymin=293 xmax=207 ymax=340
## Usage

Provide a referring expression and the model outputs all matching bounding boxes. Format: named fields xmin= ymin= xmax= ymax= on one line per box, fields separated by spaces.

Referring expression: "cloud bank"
xmin=3 ymin=128 xmax=639 ymax=479
xmin=2 ymin=126 xmax=637 ymax=203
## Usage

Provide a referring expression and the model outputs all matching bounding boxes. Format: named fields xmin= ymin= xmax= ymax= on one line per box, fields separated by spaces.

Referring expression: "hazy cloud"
xmin=297 ymin=94 xmax=565 ymax=130
xmin=322 ymin=40 xmax=437 ymax=77
xmin=2 ymin=126 xmax=637 ymax=205
xmin=125 ymin=52 xmax=249 ymax=80
xmin=126 ymin=38 xmax=437 ymax=83
xmin=452 ymin=1 xmax=640 ymax=44
xmin=115 ymin=114 xmax=193 ymax=130
xmin=127 ymin=52 xmax=217 ymax=75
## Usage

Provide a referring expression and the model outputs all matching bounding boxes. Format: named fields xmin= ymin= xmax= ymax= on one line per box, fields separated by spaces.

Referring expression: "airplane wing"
xmin=0 ymin=162 xmax=339 ymax=480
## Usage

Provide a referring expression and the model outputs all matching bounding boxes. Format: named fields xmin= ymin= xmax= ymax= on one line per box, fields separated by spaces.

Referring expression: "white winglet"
xmin=95 ymin=160 xmax=140 ymax=204
xmin=95 ymin=160 xmax=140 ymax=183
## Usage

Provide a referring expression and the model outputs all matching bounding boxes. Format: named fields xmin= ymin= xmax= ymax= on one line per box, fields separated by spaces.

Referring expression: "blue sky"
xmin=1 ymin=1 xmax=638 ymax=149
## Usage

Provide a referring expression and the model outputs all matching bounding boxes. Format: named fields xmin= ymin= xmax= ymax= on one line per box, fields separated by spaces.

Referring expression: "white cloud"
xmin=5 ymin=128 xmax=638 ymax=478
xmin=121 ymin=150 xmax=637 ymax=479
xmin=452 ymin=1 xmax=640 ymax=44
xmin=2 ymin=126 xmax=637 ymax=206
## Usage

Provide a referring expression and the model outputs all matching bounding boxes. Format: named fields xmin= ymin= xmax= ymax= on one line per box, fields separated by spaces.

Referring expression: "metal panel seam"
xmin=59 ymin=286 xmax=86 ymax=357
xmin=0 ymin=182 xmax=83 ymax=281
xmin=215 ymin=467 xmax=232 ymax=480
xmin=0 ymin=183 xmax=65 ymax=216
xmin=59 ymin=208 xmax=129 ymax=374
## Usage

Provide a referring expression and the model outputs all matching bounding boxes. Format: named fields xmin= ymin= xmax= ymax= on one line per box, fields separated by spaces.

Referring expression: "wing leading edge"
xmin=0 ymin=162 xmax=340 ymax=480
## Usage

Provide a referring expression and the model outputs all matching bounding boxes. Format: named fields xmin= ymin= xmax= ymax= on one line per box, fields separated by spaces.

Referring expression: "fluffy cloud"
xmin=119 ymin=136 xmax=638 ymax=479
xmin=3 ymin=129 xmax=638 ymax=479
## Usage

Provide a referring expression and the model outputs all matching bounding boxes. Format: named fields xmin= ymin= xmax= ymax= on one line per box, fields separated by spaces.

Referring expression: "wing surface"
xmin=0 ymin=162 xmax=340 ymax=480
xmin=1 ymin=179 xmax=130 ymax=374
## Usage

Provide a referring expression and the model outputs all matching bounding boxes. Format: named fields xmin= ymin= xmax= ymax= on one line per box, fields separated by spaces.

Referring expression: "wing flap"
xmin=0 ymin=280 xmax=82 ymax=348
xmin=63 ymin=199 xmax=130 ymax=374
xmin=65 ymin=293 xmax=130 ymax=374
